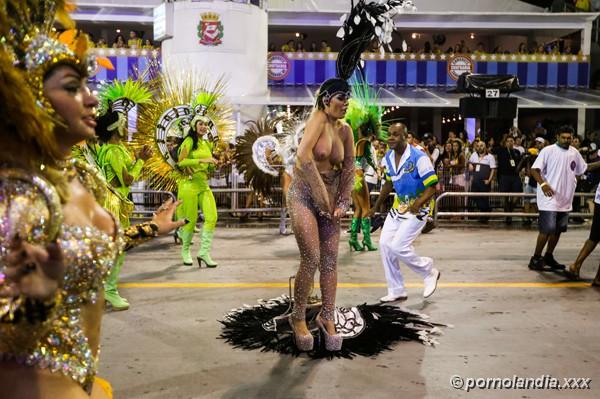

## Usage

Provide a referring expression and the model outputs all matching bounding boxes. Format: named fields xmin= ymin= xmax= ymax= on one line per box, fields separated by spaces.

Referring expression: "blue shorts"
xmin=538 ymin=210 xmax=568 ymax=235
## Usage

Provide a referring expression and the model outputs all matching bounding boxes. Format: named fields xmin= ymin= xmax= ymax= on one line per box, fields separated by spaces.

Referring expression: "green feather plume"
xmin=98 ymin=79 xmax=153 ymax=115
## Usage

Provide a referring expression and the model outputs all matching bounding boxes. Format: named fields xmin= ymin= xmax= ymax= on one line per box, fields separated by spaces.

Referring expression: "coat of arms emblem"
xmin=198 ymin=12 xmax=224 ymax=46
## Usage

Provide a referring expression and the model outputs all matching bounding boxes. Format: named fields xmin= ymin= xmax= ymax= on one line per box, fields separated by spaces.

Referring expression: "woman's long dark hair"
xmin=185 ymin=128 xmax=200 ymax=151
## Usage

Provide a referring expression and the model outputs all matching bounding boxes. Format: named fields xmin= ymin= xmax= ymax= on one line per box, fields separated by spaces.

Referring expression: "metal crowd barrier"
xmin=433 ymin=192 xmax=596 ymax=223
xmin=130 ymin=189 xmax=176 ymax=218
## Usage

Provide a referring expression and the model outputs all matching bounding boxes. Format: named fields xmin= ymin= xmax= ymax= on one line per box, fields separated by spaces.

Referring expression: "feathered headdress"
xmin=315 ymin=0 xmax=416 ymax=109
xmin=133 ymin=71 xmax=234 ymax=192
xmin=336 ymin=0 xmax=416 ymax=79
xmin=0 ymin=0 xmax=113 ymax=177
xmin=1 ymin=1 xmax=113 ymax=113
xmin=97 ymin=79 xmax=153 ymax=116
xmin=345 ymin=79 xmax=385 ymax=142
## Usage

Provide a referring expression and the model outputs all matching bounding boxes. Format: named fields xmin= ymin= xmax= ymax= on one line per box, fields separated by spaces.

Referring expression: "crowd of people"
xmin=270 ymin=36 xmax=580 ymax=56
xmin=91 ymin=30 xmax=156 ymax=50
xmin=359 ymin=127 xmax=600 ymax=223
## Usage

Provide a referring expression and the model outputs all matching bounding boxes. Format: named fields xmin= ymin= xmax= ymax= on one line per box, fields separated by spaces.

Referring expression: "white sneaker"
xmin=379 ymin=293 xmax=408 ymax=303
xmin=423 ymin=268 xmax=440 ymax=298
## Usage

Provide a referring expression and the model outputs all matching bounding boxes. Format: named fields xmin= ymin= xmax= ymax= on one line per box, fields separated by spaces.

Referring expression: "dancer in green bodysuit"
xmin=96 ymin=110 xmax=152 ymax=310
xmin=177 ymin=115 xmax=219 ymax=267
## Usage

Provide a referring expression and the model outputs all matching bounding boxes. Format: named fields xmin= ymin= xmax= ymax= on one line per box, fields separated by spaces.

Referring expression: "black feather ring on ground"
xmin=219 ymin=295 xmax=448 ymax=359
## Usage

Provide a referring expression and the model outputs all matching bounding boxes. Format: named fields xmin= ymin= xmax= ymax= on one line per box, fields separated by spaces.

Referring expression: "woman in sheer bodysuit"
xmin=287 ymin=78 xmax=355 ymax=351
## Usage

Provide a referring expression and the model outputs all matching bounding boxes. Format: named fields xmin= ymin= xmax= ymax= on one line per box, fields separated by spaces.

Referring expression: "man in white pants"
xmin=370 ymin=123 xmax=440 ymax=302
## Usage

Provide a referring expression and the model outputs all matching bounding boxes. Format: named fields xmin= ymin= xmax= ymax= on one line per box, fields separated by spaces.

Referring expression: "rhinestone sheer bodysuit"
xmin=287 ymin=123 xmax=354 ymax=323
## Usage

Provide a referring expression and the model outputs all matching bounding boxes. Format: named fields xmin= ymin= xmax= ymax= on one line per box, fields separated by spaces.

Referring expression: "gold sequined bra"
xmin=0 ymin=168 xmax=124 ymax=393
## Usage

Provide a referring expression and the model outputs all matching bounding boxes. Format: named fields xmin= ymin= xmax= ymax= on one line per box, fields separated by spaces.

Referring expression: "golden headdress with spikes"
xmin=0 ymin=0 xmax=113 ymax=197
xmin=133 ymin=71 xmax=234 ymax=192
xmin=1 ymin=1 xmax=113 ymax=111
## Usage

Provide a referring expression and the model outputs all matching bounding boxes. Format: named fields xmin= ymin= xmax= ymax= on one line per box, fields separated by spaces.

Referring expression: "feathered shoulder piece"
xmin=234 ymin=115 xmax=293 ymax=197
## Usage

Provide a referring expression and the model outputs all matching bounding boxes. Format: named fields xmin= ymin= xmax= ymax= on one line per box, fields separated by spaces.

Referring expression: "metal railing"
xmin=433 ymin=192 xmax=596 ymax=223
xmin=130 ymin=189 xmax=176 ymax=218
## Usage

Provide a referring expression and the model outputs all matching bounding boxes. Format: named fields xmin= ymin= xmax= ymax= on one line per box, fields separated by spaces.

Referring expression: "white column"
xmin=577 ymin=107 xmax=586 ymax=137
xmin=582 ymin=22 xmax=592 ymax=55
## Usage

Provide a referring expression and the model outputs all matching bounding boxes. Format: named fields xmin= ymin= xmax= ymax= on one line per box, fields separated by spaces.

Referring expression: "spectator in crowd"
xmin=128 ymin=30 xmax=142 ymax=49
xmin=423 ymin=133 xmax=440 ymax=166
xmin=492 ymin=45 xmax=504 ymax=54
xmin=448 ymin=139 xmax=466 ymax=190
xmin=474 ymin=42 xmax=486 ymax=55
xmin=407 ymin=131 xmax=424 ymax=151
xmin=96 ymin=38 xmax=108 ymax=48
xmin=519 ymin=137 xmax=546 ymax=224
xmin=142 ymin=39 xmax=154 ymax=50
xmin=440 ymin=141 xmax=453 ymax=168
xmin=581 ymin=130 xmax=597 ymax=154
xmin=494 ymin=136 xmax=523 ymax=224
xmin=364 ymin=138 xmax=380 ymax=194
xmin=423 ymin=41 xmax=432 ymax=54
xmin=468 ymin=140 xmax=497 ymax=221
xmin=514 ymin=136 xmax=526 ymax=154
xmin=113 ymin=34 xmax=126 ymax=48
xmin=320 ymin=40 xmax=332 ymax=52
xmin=448 ymin=131 xmax=457 ymax=141
xmin=528 ymin=125 xmax=600 ymax=271
xmin=310 ymin=42 xmax=318 ymax=52
xmin=296 ymin=42 xmax=305 ymax=52
xmin=281 ymin=40 xmax=295 ymax=52
xmin=268 ymin=43 xmax=276 ymax=51
xmin=575 ymin=0 xmax=591 ymax=11
xmin=487 ymin=136 xmax=499 ymax=154
xmin=518 ymin=42 xmax=527 ymax=54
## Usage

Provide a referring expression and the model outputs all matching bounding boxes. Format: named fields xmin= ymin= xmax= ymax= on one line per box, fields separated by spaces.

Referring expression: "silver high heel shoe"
xmin=288 ymin=315 xmax=314 ymax=351
xmin=316 ymin=314 xmax=343 ymax=351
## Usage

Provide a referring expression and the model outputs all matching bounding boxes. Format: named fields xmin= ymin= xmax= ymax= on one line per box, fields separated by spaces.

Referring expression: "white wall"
xmin=161 ymin=1 xmax=268 ymax=98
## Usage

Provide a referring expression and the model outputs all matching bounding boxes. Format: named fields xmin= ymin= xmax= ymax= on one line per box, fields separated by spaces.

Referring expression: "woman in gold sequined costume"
xmin=287 ymin=77 xmax=355 ymax=352
xmin=0 ymin=1 xmax=184 ymax=397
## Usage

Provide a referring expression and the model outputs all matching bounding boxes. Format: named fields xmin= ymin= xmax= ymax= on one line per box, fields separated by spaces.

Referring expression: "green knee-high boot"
xmin=197 ymin=229 xmax=218 ymax=268
xmin=361 ymin=218 xmax=377 ymax=251
xmin=180 ymin=230 xmax=194 ymax=266
xmin=105 ymin=254 xmax=129 ymax=311
xmin=349 ymin=218 xmax=364 ymax=252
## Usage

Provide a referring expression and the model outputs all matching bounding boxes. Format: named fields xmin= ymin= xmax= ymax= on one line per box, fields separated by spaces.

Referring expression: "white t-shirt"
xmin=532 ymin=144 xmax=587 ymax=211
xmin=595 ymin=184 xmax=600 ymax=205
xmin=468 ymin=152 xmax=497 ymax=168
xmin=514 ymin=145 xmax=525 ymax=154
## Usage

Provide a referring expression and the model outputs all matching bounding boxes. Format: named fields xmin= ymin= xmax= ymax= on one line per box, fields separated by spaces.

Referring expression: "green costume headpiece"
xmin=345 ymin=80 xmax=387 ymax=143
xmin=97 ymin=79 xmax=153 ymax=116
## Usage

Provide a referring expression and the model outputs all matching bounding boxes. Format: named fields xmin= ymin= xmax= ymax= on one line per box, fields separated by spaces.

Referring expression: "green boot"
xmin=180 ymin=230 xmax=194 ymax=266
xmin=349 ymin=218 xmax=364 ymax=252
xmin=104 ymin=254 xmax=129 ymax=311
xmin=197 ymin=229 xmax=218 ymax=268
xmin=361 ymin=218 xmax=377 ymax=251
